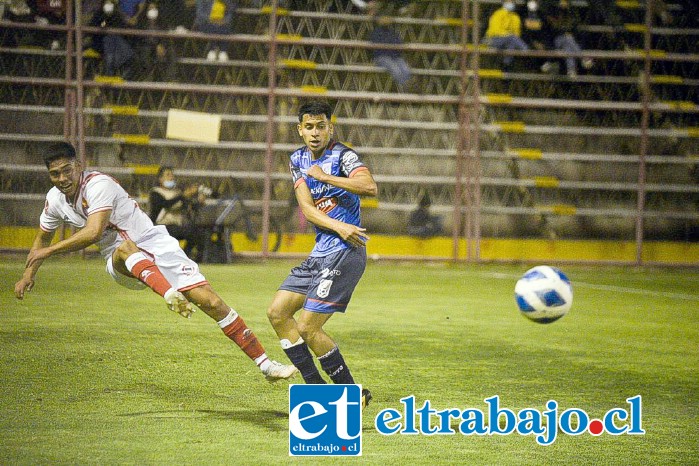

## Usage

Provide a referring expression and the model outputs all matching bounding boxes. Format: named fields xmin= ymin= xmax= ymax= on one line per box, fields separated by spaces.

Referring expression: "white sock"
xmin=256 ymin=355 xmax=271 ymax=371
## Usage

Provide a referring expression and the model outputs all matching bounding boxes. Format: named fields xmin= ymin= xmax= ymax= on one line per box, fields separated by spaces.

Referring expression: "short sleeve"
xmin=339 ymin=149 xmax=367 ymax=178
xmin=290 ymin=159 xmax=305 ymax=188
xmin=84 ymin=177 xmax=117 ymax=215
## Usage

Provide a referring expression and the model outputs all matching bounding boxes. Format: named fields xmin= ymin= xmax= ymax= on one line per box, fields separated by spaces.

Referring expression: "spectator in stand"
xmin=485 ymin=0 xmax=529 ymax=72
xmin=117 ymin=0 xmax=145 ymax=26
xmin=158 ymin=0 xmax=191 ymax=32
xmin=83 ymin=0 xmax=109 ymax=24
xmin=655 ymin=1 xmax=673 ymax=25
xmin=135 ymin=1 xmax=178 ymax=81
xmin=88 ymin=0 xmax=135 ymax=78
xmin=519 ymin=0 xmax=548 ymax=71
xmin=149 ymin=166 xmax=210 ymax=263
xmin=407 ymin=193 xmax=442 ymax=238
xmin=541 ymin=0 xmax=592 ymax=78
xmin=3 ymin=0 xmax=32 ymax=23
xmin=369 ymin=15 xmax=413 ymax=90
xmin=193 ymin=0 xmax=236 ymax=62
xmin=27 ymin=0 xmax=67 ymax=50
xmin=2 ymin=1 xmax=34 ymax=47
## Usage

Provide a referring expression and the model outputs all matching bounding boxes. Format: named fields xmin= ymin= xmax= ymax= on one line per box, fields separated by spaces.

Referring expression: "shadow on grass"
xmin=119 ymin=409 xmax=288 ymax=431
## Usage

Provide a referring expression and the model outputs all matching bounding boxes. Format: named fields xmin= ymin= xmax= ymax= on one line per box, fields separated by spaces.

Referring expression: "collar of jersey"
xmin=308 ymin=140 xmax=337 ymax=161
xmin=67 ymin=171 xmax=85 ymax=206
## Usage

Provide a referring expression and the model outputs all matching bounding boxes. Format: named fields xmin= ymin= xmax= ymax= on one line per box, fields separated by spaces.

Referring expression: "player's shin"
xmin=318 ymin=345 xmax=355 ymax=385
xmin=124 ymin=252 xmax=173 ymax=297
xmin=218 ymin=309 xmax=269 ymax=368
xmin=281 ymin=338 xmax=326 ymax=384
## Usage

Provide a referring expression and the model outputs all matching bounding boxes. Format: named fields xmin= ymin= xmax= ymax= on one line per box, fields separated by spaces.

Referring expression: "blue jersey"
xmin=289 ymin=140 xmax=368 ymax=257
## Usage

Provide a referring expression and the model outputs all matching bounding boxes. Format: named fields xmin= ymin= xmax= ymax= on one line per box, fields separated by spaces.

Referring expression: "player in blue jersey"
xmin=267 ymin=101 xmax=377 ymax=407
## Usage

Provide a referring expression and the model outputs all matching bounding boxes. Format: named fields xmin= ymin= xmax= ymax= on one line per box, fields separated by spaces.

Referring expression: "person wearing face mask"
xmin=485 ymin=0 xmax=530 ymax=72
xmin=135 ymin=1 xmax=178 ymax=81
xmin=149 ymin=166 xmax=210 ymax=262
xmin=87 ymin=0 xmax=135 ymax=77
xmin=519 ymin=0 xmax=549 ymax=73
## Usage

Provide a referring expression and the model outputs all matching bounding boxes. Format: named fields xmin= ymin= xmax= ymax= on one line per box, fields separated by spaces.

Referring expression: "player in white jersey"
xmin=14 ymin=142 xmax=297 ymax=383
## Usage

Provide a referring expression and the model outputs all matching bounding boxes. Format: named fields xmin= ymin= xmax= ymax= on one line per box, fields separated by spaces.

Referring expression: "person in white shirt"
xmin=14 ymin=142 xmax=297 ymax=383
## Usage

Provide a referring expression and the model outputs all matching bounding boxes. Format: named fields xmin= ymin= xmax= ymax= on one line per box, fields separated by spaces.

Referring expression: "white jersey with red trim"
xmin=40 ymin=170 xmax=154 ymax=258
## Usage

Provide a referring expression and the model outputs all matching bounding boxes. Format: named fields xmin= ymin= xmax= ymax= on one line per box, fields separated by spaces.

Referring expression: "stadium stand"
xmin=0 ymin=0 xmax=697 ymax=262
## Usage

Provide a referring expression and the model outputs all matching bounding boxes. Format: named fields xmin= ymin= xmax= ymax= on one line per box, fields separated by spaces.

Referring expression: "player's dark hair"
xmin=44 ymin=142 xmax=77 ymax=168
xmin=298 ymin=101 xmax=333 ymax=122
xmin=157 ymin=165 xmax=174 ymax=178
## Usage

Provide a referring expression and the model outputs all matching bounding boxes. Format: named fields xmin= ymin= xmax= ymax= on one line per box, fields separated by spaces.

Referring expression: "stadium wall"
xmin=2 ymin=226 xmax=697 ymax=265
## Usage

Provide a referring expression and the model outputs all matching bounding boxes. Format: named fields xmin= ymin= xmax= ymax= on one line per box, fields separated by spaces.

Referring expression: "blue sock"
xmin=318 ymin=346 xmax=355 ymax=385
xmin=284 ymin=341 xmax=326 ymax=384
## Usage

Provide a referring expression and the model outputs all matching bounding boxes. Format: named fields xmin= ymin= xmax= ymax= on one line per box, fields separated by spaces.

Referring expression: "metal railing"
xmin=0 ymin=0 xmax=697 ymax=263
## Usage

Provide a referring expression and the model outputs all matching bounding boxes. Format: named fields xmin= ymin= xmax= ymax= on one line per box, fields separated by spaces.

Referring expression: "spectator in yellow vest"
xmin=485 ymin=0 xmax=529 ymax=71
xmin=193 ymin=0 xmax=236 ymax=62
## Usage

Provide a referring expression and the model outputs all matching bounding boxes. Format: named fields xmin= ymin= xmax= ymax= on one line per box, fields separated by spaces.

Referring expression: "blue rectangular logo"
xmin=289 ymin=384 xmax=362 ymax=456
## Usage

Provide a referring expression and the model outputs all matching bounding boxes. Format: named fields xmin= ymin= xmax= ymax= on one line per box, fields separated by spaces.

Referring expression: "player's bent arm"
xmin=294 ymin=183 xmax=368 ymax=248
xmin=44 ymin=209 xmax=112 ymax=256
xmin=307 ymin=166 xmax=378 ymax=197
xmin=24 ymin=209 xmax=113 ymax=270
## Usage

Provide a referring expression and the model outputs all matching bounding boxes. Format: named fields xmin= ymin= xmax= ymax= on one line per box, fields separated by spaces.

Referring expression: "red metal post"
xmin=453 ymin=0 xmax=470 ymax=261
xmin=262 ymin=1 xmax=280 ymax=257
xmin=75 ymin=1 xmax=86 ymax=168
xmin=63 ymin=0 xmax=74 ymax=142
xmin=636 ymin=0 xmax=652 ymax=265
xmin=470 ymin=0 xmax=482 ymax=262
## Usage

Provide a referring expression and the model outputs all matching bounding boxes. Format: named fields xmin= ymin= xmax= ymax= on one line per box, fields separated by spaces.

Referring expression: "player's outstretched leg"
xmin=185 ymin=285 xmax=298 ymax=382
xmin=113 ymin=241 xmax=194 ymax=318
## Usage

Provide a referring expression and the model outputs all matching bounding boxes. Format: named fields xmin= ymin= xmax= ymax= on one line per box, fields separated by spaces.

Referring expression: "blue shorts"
xmin=279 ymin=247 xmax=367 ymax=314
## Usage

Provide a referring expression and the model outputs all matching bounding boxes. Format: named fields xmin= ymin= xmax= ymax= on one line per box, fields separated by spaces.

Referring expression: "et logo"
xmin=289 ymin=384 xmax=362 ymax=456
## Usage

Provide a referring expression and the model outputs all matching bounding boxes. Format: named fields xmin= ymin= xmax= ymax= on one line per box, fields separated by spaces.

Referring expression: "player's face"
xmin=47 ymin=157 xmax=81 ymax=198
xmin=298 ymin=113 xmax=333 ymax=158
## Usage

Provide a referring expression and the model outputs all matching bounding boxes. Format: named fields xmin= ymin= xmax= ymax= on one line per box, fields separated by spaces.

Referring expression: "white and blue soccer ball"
xmin=514 ymin=265 xmax=573 ymax=324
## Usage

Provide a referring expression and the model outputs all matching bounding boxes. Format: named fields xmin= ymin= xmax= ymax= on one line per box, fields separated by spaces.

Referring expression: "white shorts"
xmin=105 ymin=225 xmax=208 ymax=292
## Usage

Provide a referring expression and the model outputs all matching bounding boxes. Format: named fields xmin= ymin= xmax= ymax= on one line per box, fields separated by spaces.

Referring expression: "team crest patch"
xmin=317 ymin=279 xmax=333 ymax=299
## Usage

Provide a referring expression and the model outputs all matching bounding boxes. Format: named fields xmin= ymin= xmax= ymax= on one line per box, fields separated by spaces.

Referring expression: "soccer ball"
xmin=514 ymin=266 xmax=573 ymax=324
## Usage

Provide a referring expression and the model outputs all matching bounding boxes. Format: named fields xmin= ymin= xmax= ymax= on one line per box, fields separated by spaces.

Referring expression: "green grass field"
xmin=1 ymin=256 xmax=697 ymax=465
